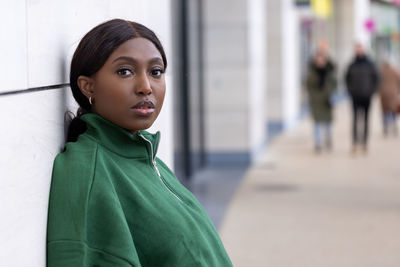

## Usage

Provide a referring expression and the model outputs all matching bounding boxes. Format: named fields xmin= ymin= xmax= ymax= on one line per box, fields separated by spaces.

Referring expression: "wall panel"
xmin=0 ymin=1 xmax=28 ymax=92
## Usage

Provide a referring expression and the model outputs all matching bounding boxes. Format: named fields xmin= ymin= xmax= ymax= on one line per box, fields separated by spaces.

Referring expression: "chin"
xmin=130 ymin=121 xmax=155 ymax=132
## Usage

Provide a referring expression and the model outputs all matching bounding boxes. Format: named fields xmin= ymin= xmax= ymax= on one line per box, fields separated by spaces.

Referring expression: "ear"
xmin=77 ymin=75 xmax=95 ymax=98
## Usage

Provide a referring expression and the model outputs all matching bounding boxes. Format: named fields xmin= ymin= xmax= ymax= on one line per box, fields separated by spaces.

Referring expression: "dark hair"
xmin=66 ymin=19 xmax=168 ymax=142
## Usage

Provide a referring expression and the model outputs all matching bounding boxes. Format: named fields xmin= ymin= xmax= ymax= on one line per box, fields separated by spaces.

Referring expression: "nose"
xmin=135 ymin=73 xmax=152 ymax=95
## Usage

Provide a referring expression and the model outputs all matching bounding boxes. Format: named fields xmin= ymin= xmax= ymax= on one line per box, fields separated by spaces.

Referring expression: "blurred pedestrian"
xmin=345 ymin=43 xmax=379 ymax=154
xmin=378 ymin=61 xmax=400 ymax=137
xmin=306 ymin=41 xmax=337 ymax=153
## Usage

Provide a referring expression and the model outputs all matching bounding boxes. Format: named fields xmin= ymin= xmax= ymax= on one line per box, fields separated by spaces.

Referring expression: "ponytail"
xmin=65 ymin=108 xmax=89 ymax=143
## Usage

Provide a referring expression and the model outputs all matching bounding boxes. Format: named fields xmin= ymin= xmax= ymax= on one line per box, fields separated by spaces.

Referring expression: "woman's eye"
xmin=116 ymin=68 xmax=133 ymax=77
xmin=150 ymin=68 xmax=164 ymax=77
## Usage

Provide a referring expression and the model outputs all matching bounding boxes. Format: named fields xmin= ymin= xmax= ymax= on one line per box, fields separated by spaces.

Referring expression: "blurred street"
xmin=219 ymin=98 xmax=400 ymax=267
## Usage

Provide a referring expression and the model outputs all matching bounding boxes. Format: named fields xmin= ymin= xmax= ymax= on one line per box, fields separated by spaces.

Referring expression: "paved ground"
xmin=190 ymin=166 xmax=247 ymax=229
xmin=219 ymin=98 xmax=400 ymax=267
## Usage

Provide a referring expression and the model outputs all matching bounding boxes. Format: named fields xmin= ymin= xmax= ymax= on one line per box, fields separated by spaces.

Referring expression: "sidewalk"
xmin=219 ymin=98 xmax=400 ymax=267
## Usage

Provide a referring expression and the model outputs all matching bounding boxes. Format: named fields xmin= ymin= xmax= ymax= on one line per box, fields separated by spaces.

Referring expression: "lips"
xmin=131 ymin=100 xmax=155 ymax=116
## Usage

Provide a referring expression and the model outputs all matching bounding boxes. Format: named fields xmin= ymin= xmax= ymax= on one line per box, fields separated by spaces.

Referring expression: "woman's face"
xmin=87 ymin=37 xmax=166 ymax=133
xmin=315 ymin=53 xmax=327 ymax=67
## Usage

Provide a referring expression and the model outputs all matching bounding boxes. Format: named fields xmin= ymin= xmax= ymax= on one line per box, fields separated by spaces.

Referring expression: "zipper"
xmin=139 ymin=133 xmax=183 ymax=203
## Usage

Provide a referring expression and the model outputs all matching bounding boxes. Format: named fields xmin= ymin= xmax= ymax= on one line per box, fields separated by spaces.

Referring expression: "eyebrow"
xmin=112 ymin=56 xmax=163 ymax=65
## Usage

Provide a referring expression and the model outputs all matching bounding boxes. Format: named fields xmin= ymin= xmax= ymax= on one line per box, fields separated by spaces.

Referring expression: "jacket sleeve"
xmin=371 ymin=63 xmax=379 ymax=92
xmin=345 ymin=65 xmax=351 ymax=93
xmin=306 ymin=67 xmax=315 ymax=94
xmin=47 ymin=148 xmax=141 ymax=267
xmin=325 ymin=67 xmax=337 ymax=95
xmin=396 ymin=69 xmax=400 ymax=94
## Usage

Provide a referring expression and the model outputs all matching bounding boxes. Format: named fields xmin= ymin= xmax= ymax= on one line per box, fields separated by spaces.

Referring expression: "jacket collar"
xmin=80 ymin=113 xmax=160 ymax=159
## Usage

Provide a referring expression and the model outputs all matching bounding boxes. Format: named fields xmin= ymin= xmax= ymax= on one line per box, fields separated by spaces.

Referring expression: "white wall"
xmin=334 ymin=0 xmax=355 ymax=81
xmin=0 ymin=1 xmax=28 ymax=92
xmin=266 ymin=0 xmax=283 ymax=122
xmin=266 ymin=0 xmax=302 ymax=132
xmin=0 ymin=1 xmax=173 ymax=266
xmin=248 ymin=0 xmax=267 ymax=160
xmin=204 ymin=0 xmax=250 ymax=153
xmin=281 ymin=0 xmax=301 ymax=129
xmin=204 ymin=0 xmax=267 ymax=162
xmin=354 ymin=0 xmax=371 ymax=48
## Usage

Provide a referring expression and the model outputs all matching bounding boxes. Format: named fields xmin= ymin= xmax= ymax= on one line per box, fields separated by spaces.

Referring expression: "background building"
xmin=371 ymin=0 xmax=400 ymax=65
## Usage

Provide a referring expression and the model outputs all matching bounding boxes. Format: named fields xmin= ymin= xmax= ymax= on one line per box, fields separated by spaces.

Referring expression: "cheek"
xmin=96 ymin=82 xmax=127 ymax=103
xmin=157 ymin=87 xmax=166 ymax=110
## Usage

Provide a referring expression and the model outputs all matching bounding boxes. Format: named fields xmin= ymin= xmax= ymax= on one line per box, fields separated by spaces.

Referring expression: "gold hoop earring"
xmin=89 ymin=96 xmax=93 ymax=105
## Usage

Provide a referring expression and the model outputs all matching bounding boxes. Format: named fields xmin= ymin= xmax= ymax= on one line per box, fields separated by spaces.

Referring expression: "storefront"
xmin=371 ymin=0 xmax=400 ymax=65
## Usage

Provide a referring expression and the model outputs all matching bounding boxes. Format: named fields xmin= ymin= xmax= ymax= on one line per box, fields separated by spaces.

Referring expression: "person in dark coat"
xmin=378 ymin=61 xmax=400 ymax=137
xmin=345 ymin=43 xmax=379 ymax=153
xmin=306 ymin=44 xmax=337 ymax=153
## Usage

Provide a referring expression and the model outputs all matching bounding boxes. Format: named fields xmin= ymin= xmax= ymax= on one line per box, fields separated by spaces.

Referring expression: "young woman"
xmin=47 ymin=19 xmax=233 ymax=267
xmin=306 ymin=47 xmax=337 ymax=153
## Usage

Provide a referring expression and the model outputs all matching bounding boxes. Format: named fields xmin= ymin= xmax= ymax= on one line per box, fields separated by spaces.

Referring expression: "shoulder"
xmin=346 ymin=62 xmax=355 ymax=74
xmin=364 ymin=57 xmax=376 ymax=67
xmin=54 ymin=135 xmax=98 ymax=172
xmin=48 ymin=136 xmax=100 ymax=236
xmin=348 ymin=60 xmax=357 ymax=69
xmin=51 ymin=135 xmax=99 ymax=196
xmin=307 ymin=63 xmax=317 ymax=76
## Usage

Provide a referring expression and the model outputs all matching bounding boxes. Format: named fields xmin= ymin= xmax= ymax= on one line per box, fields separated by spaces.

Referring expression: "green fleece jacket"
xmin=47 ymin=113 xmax=233 ymax=267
